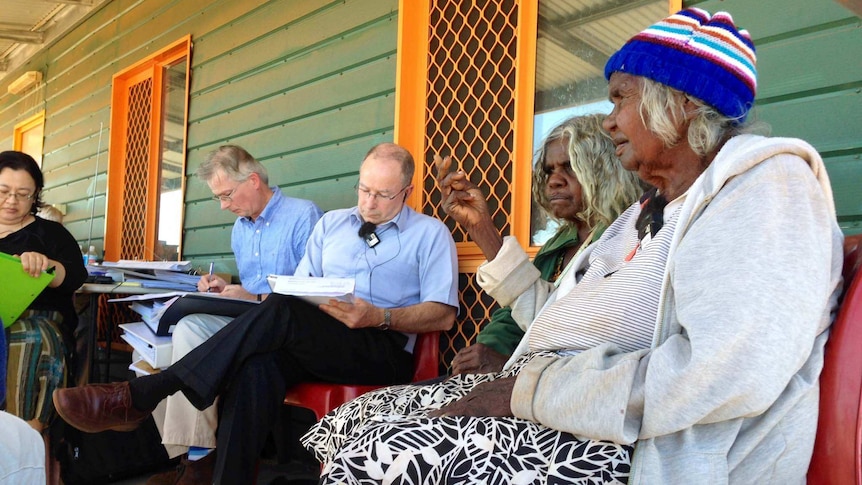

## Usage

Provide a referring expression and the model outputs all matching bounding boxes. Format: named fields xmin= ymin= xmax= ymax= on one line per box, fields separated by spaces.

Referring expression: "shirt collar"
xmin=350 ymin=204 xmax=409 ymax=230
xmin=244 ymin=186 xmax=282 ymax=223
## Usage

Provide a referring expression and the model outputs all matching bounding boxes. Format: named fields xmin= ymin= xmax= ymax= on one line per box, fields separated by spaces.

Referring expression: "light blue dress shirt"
xmin=294 ymin=205 xmax=459 ymax=311
xmin=232 ymin=187 xmax=323 ymax=294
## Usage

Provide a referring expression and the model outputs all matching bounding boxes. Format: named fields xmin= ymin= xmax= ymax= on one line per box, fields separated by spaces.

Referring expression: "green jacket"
xmin=475 ymin=224 xmax=600 ymax=355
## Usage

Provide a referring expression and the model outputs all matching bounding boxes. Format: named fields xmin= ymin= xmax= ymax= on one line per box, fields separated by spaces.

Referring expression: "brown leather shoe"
xmin=175 ymin=452 xmax=216 ymax=485
xmin=52 ymin=381 xmax=151 ymax=433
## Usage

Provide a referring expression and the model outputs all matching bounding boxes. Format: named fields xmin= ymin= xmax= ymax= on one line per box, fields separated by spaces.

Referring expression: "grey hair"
xmin=196 ymin=145 xmax=269 ymax=185
xmin=637 ymin=77 xmax=769 ymax=158
xmin=532 ymin=114 xmax=644 ymax=229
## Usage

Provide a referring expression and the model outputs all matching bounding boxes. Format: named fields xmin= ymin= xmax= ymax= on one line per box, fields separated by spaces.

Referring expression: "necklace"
xmin=552 ymin=225 xmax=599 ymax=288
xmin=551 ymin=250 xmax=568 ymax=283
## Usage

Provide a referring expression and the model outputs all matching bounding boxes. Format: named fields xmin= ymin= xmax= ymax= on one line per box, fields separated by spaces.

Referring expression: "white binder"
xmin=120 ymin=322 xmax=174 ymax=369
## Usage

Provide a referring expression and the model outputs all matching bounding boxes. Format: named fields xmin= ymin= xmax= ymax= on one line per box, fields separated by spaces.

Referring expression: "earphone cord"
xmin=363 ymin=227 xmax=402 ymax=308
xmin=363 ymin=208 xmax=404 ymax=307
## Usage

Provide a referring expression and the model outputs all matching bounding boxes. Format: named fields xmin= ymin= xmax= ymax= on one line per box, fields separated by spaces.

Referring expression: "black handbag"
xmin=52 ymin=414 xmax=175 ymax=484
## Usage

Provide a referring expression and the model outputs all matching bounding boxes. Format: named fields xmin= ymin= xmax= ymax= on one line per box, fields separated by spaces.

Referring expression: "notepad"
xmin=0 ymin=252 xmax=56 ymax=328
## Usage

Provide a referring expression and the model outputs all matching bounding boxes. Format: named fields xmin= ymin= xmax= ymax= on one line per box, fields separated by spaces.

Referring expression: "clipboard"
xmin=0 ymin=252 xmax=56 ymax=328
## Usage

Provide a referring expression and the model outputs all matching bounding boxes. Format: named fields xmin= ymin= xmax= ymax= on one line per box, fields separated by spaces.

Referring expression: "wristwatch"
xmin=377 ymin=308 xmax=391 ymax=330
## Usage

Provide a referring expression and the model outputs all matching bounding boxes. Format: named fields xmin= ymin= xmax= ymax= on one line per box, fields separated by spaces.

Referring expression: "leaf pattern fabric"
xmin=303 ymin=352 xmax=632 ymax=484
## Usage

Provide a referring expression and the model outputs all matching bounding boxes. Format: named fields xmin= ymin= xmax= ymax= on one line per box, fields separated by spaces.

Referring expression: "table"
xmin=77 ymin=283 xmax=166 ymax=383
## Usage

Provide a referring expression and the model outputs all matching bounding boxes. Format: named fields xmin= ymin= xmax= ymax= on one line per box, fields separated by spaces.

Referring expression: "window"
xmin=13 ymin=111 xmax=45 ymax=166
xmin=529 ymin=1 xmax=674 ymax=244
xmin=104 ymin=36 xmax=191 ymax=262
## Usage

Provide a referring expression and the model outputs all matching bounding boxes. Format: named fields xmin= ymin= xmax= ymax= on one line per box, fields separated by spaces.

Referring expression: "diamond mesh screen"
xmin=420 ymin=0 xmax=519 ymax=372
xmin=120 ymin=78 xmax=153 ymax=260
xmin=96 ymin=294 xmax=138 ymax=346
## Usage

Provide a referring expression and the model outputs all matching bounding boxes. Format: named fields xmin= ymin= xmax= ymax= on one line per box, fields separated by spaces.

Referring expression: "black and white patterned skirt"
xmin=302 ymin=351 xmax=633 ymax=484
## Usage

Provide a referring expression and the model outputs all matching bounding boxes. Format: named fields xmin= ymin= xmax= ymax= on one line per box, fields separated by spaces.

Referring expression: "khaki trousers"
xmin=160 ymin=313 xmax=232 ymax=453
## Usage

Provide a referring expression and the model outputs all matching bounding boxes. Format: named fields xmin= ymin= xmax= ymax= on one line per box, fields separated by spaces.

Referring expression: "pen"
xmin=207 ymin=262 xmax=214 ymax=293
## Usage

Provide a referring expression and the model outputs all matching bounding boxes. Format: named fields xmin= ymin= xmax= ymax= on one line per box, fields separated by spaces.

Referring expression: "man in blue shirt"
xmin=154 ymin=145 xmax=323 ymax=482
xmin=55 ymin=142 xmax=459 ymax=484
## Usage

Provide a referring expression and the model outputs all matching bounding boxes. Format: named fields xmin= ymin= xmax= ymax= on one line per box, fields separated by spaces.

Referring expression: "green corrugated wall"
xmin=689 ymin=0 xmax=862 ymax=234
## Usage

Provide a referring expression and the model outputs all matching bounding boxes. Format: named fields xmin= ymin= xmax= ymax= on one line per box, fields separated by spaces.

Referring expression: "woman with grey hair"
xmin=305 ymin=8 xmax=842 ymax=484
xmin=450 ymin=113 xmax=643 ymax=376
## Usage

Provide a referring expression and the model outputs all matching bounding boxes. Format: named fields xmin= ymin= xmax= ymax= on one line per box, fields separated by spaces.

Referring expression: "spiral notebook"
xmin=0 ymin=251 xmax=55 ymax=328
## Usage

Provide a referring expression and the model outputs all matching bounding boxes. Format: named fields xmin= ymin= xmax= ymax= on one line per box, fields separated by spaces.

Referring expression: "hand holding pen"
xmin=207 ymin=262 xmax=214 ymax=292
xmin=197 ymin=262 xmax=226 ymax=293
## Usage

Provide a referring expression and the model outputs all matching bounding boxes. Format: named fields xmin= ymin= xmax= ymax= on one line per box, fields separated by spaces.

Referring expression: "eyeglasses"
xmin=212 ymin=179 xmax=248 ymax=202
xmin=354 ymin=183 xmax=410 ymax=202
xmin=0 ymin=190 xmax=35 ymax=202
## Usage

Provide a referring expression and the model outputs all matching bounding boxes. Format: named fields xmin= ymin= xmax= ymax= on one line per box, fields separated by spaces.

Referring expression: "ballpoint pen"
xmin=207 ymin=261 xmax=214 ymax=292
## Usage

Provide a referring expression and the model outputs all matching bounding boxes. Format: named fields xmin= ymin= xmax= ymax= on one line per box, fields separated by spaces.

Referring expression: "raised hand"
xmin=434 ymin=154 xmax=503 ymax=260
xmin=433 ymin=154 xmax=490 ymax=228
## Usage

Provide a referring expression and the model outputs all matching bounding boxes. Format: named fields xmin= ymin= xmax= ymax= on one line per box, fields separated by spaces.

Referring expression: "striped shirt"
xmin=528 ymin=200 xmax=681 ymax=353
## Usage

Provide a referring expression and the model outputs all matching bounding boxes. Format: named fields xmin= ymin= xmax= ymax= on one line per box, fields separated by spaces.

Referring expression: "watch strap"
xmin=377 ymin=308 xmax=391 ymax=330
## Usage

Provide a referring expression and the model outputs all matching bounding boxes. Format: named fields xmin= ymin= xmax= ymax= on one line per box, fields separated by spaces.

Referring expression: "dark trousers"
xmin=166 ymin=294 xmax=414 ymax=483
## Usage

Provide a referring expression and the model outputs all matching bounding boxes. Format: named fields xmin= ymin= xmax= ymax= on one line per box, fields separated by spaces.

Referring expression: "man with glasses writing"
xmin=146 ymin=144 xmax=323 ymax=484
xmin=55 ymin=142 xmax=459 ymax=484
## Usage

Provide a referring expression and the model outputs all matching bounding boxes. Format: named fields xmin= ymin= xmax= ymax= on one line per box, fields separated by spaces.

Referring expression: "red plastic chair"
xmin=808 ymin=234 xmax=862 ymax=484
xmin=283 ymin=331 xmax=441 ymax=420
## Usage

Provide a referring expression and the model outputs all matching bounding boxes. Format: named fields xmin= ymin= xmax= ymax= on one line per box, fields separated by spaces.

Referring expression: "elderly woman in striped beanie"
xmin=304 ymin=8 xmax=843 ymax=484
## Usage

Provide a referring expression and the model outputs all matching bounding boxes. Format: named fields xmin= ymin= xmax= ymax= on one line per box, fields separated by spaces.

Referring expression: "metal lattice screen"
xmin=119 ymin=78 xmax=153 ymax=260
xmin=96 ymin=295 xmax=137 ymax=347
xmin=96 ymin=78 xmax=154 ymax=348
xmin=420 ymin=0 xmax=519 ymax=373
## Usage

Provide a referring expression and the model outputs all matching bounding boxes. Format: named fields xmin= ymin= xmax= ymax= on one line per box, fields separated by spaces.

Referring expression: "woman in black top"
xmin=0 ymin=150 xmax=86 ymax=431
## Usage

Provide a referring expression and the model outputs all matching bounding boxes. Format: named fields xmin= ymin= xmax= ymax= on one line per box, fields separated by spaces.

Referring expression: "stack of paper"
xmin=266 ymin=275 xmax=355 ymax=306
xmin=122 ymin=278 xmax=197 ymax=292
xmin=154 ymin=270 xmax=200 ymax=286
xmin=126 ymin=296 xmax=181 ymax=333
xmin=100 ymin=260 xmax=198 ymax=291
xmin=102 ymin=260 xmax=193 ymax=272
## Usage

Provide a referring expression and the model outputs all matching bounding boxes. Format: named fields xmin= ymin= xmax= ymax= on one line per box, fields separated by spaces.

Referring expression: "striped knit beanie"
xmin=604 ymin=8 xmax=757 ymax=122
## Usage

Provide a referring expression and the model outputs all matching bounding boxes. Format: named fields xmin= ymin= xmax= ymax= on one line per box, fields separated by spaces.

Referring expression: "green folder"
xmin=0 ymin=252 xmax=55 ymax=328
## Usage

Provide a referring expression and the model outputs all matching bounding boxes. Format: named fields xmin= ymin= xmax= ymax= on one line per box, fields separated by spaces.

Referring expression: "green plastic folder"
xmin=0 ymin=252 xmax=55 ymax=328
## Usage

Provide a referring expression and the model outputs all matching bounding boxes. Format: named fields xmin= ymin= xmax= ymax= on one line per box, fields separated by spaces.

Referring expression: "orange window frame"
xmin=104 ymin=35 xmax=191 ymax=262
